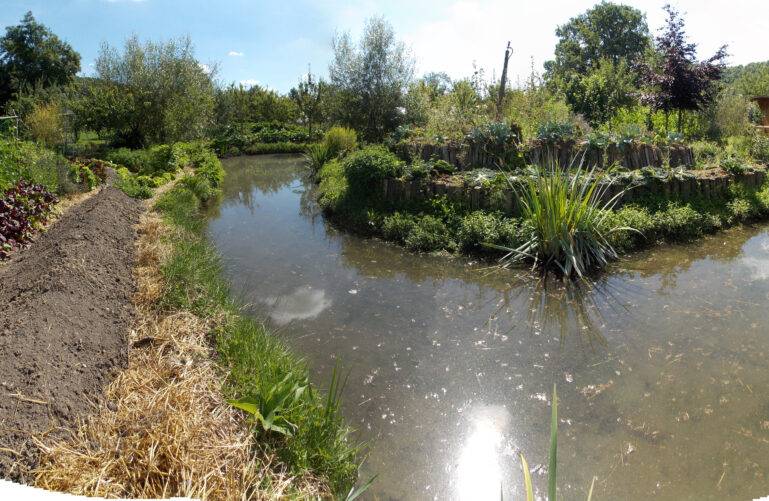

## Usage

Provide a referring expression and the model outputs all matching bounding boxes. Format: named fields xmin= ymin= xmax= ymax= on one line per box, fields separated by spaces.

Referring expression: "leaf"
xmin=520 ymin=453 xmax=535 ymax=501
xmin=549 ymin=383 xmax=558 ymax=501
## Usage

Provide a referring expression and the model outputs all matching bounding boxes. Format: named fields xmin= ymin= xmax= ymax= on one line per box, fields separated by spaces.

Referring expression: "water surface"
xmin=207 ymin=155 xmax=769 ymax=500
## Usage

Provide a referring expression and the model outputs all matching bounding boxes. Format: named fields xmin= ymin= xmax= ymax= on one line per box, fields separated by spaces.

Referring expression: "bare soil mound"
xmin=0 ymin=187 xmax=142 ymax=481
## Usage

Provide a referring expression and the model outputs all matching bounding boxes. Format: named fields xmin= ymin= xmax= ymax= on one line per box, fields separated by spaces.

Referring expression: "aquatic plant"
xmin=305 ymin=142 xmax=333 ymax=174
xmin=495 ymin=164 xmax=630 ymax=278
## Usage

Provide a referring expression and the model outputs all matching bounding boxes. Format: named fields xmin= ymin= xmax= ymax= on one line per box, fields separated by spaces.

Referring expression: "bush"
xmin=68 ymin=163 xmax=98 ymax=191
xmin=26 ymin=102 xmax=64 ymax=146
xmin=457 ymin=211 xmax=500 ymax=250
xmin=0 ymin=138 xmax=62 ymax=192
xmin=342 ymin=146 xmax=402 ymax=194
xmin=114 ymin=167 xmax=154 ymax=199
xmin=690 ymin=140 xmax=720 ymax=167
xmin=496 ymin=218 xmax=531 ymax=249
xmin=323 ymin=126 xmax=357 ymax=158
xmin=721 ymin=153 xmax=749 ymax=175
xmin=317 ymin=160 xmax=347 ymax=211
xmin=106 ymin=145 xmax=174 ymax=175
xmin=750 ymin=132 xmax=769 ymax=165
xmin=652 ymin=203 xmax=705 ymax=240
xmin=432 ymin=159 xmax=455 ymax=175
xmin=404 ymin=215 xmax=452 ymax=252
xmin=381 ymin=212 xmax=416 ymax=243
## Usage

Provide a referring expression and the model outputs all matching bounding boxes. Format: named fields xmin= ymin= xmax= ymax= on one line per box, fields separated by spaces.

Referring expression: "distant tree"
xmin=639 ymin=5 xmax=727 ymax=131
xmin=545 ymin=2 xmax=650 ymax=79
xmin=0 ymin=11 xmax=81 ymax=106
xmin=214 ymin=83 xmax=296 ymax=125
xmin=289 ymin=68 xmax=325 ymax=137
xmin=93 ymin=36 xmax=215 ymax=146
xmin=722 ymin=61 xmax=769 ymax=97
xmin=329 ymin=16 xmax=414 ymax=141
xmin=544 ymin=2 xmax=650 ymax=124
xmin=421 ymin=72 xmax=452 ymax=99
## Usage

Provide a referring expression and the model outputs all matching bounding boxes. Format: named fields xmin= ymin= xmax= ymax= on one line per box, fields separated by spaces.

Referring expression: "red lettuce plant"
xmin=0 ymin=180 xmax=58 ymax=259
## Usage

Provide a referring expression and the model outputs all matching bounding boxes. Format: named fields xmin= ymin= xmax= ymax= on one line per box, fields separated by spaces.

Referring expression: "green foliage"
xmin=723 ymin=61 xmax=769 ymax=97
xmin=457 ymin=211 xmax=500 ymax=250
xmin=93 ymin=36 xmax=214 ymax=146
xmin=305 ymin=143 xmax=333 ymax=174
xmin=0 ymin=137 xmax=61 ymax=192
xmin=342 ymin=146 xmax=403 ymax=194
xmin=432 ymin=159 xmax=455 ymax=174
xmin=317 ymin=160 xmax=347 ymax=211
xmin=690 ymin=140 xmax=720 ymax=167
xmin=330 ymin=16 xmax=414 ymax=141
xmin=381 ymin=212 xmax=416 ymax=243
xmin=229 ymin=374 xmax=308 ymax=436
xmin=537 ymin=121 xmax=575 ymax=142
xmin=68 ymin=163 xmax=97 ymax=191
xmin=214 ymin=84 xmax=298 ymax=126
xmin=324 ymin=126 xmax=358 ymax=158
xmin=502 ymin=166 xmax=629 ymax=277
xmin=114 ymin=167 xmax=154 ymax=199
xmin=750 ymin=132 xmax=769 ymax=164
xmin=403 ymin=215 xmax=451 ymax=252
xmin=558 ymin=58 xmax=637 ymax=125
xmin=720 ymin=153 xmax=749 ymax=175
xmin=0 ymin=11 xmax=80 ymax=106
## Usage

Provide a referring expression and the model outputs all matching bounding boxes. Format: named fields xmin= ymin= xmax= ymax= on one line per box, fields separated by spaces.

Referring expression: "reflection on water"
xmin=207 ymin=155 xmax=769 ymax=500
xmin=263 ymin=286 xmax=331 ymax=325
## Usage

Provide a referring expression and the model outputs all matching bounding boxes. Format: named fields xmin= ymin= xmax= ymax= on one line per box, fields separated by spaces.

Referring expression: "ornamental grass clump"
xmin=496 ymin=163 xmax=631 ymax=278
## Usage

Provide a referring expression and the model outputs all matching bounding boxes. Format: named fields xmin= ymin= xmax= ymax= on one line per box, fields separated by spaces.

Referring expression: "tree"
xmin=214 ymin=84 xmax=297 ymax=125
xmin=289 ymin=68 xmax=325 ymax=137
xmin=329 ymin=16 xmax=414 ymax=141
xmin=544 ymin=2 xmax=650 ymax=125
xmin=0 ymin=12 xmax=80 ymax=106
xmin=545 ymin=2 xmax=650 ymax=79
xmin=559 ymin=58 xmax=637 ymax=124
xmin=639 ymin=5 xmax=727 ymax=131
xmin=93 ymin=36 xmax=215 ymax=146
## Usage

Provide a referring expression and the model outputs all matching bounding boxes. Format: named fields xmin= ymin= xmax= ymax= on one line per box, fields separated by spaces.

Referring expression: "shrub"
xmin=432 ymin=159 xmax=455 ymax=175
xmin=0 ymin=138 xmax=61 ymax=192
xmin=690 ymin=140 xmax=720 ymax=167
xmin=652 ymin=203 xmax=705 ymax=240
xmin=727 ymin=197 xmax=757 ymax=222
xmin=317 ymin=160 xmax=347 ymax=211
xmin=26 ymin=102 xmax=64 ymax=147
xmin=750 ymin=132 xmax=769 ymax=165
xmin=609 ymin=206 xmax=655 ymax=250
xmin=323 ymin=126 xmax=357 ymax=158
xmin=496 ymin=218 xmax=531 ymax=249
xmin=178 ymin=175 xmax=214 ymax=203
xmin=381 ymin=212 xmax=416 ymax=243
xmin=721 ymin=153 xmax=749 ymax=175
xmin=404 ymin=215 xmax=452 ymax=252
xmin=457 ymin=211 xmax=500 ymax=250
xmin=115 ymin=167 xmax=154 ymax=199
xmin=403 ymin=160 xmax=431 ymax=181
xmin=342 ymin=146 xmax=403 ymax=194
xmin=68 ymin=163 xmax=98 ymax=191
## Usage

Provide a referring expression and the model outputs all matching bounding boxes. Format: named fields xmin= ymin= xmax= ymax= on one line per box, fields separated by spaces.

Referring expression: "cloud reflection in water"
xmin=264 ymin=286 xmax=331 ymax=325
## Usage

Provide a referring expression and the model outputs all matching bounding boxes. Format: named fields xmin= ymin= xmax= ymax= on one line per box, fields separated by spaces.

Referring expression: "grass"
xmin=152 ymin=160 xmax=361 ymax=495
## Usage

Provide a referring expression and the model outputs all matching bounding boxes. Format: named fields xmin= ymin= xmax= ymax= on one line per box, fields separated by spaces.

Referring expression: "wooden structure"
xmin=752 ymin=96 xmax=769 ymax=134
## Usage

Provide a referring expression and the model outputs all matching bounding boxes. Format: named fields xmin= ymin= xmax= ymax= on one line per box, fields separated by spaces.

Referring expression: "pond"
xmin=206 ymin=154 xmax=769 ymax=500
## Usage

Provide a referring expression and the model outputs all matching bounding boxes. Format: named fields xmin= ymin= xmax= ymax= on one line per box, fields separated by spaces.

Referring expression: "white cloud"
xmin=198 ymin=63 xmax=211 ymax=74
xmin=239 ymin=79 xmax=260 ymax=88
xmin=228 ymin=51 xmax=244 ymax=57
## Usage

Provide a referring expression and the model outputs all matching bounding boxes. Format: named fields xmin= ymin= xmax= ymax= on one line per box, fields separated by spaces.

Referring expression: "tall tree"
xmin=545 ymin=2 xmax=650 ymax=78
xmin=0 ymin=11 xmax=81 ymax=106
xmin=329 ymin=16 xmax=414 ymax=141
xmin=639 ymin=5 xmax=727 ymax=131
xmin=94 ymin=36 xmax=215 ymax=146
xmin=544 ymin=2 xmax=650 ymax=124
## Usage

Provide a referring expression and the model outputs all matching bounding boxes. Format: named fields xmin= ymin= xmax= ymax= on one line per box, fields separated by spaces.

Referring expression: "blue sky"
xmin=2 ymin=0 xmax=767 ymax=93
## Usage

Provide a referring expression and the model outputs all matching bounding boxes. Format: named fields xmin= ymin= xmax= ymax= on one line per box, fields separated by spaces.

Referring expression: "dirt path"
xmin=0 ymin=187 xmax=142 ymax=481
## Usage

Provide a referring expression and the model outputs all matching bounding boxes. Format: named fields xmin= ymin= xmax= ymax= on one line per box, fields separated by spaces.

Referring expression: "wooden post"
xmin=496 ymin=42 xmax=512 ymax=121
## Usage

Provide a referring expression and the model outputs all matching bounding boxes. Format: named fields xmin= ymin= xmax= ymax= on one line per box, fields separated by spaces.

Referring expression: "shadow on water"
xmin=206 ymin=155 xmax=769 ymax=501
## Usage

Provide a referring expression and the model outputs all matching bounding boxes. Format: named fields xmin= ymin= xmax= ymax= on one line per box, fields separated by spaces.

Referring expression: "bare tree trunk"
xmin=496 ymin=42 xmax=512 ymax=121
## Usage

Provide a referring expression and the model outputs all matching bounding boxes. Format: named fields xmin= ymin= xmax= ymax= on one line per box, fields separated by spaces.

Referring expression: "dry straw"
xmin=33 ymin=200 xmax=321 ymax=499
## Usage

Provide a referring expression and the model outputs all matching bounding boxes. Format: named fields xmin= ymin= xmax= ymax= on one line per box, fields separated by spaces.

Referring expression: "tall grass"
xmin=495 ymin=163 xmax=630 ymax=278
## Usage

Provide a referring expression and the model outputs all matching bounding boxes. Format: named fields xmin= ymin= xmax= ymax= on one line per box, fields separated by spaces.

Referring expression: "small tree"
xmin=329 ymin=16 xmax=414 ymax=141
xmin=289 ymin=68 xmax=325 ymax=138
xmin=639 ymin=5 xmax=727 ymax=132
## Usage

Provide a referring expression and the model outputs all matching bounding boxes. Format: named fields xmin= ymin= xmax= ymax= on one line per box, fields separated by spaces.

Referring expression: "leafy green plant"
xmin=305 ymin=142 xmax=333 ymax=173
xmin=324 ymin=126 xmax=358 ymax=158
xmin=229 ymin=374 xmax=308 ymax=436
xmin=404 ymin=215 xmax=452 ymax=252
xmin=342 ymin=146 xmax=403 ymax=194
xmin=457 ymin=211 xmax=500 ymax=250
xmin=68 ymin=163 xmax=98 ymax=191
xmin=497 ymin=164 xmax=631 ymax=277
xmin=536 ymin=121 xmax=575 ymax=142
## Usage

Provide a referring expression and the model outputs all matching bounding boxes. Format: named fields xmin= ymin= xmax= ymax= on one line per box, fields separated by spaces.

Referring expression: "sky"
xmin=1 ymin=0 xmax=767 ymax=93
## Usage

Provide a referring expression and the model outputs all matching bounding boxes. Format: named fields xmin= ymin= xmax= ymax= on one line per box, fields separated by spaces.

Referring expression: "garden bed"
xmin=0 ymin=187 xmax=142 ymax=481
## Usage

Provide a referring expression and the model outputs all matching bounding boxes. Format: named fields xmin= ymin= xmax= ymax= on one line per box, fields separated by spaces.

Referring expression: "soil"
xmin=0 ymin=186 xmax=142 ymax=481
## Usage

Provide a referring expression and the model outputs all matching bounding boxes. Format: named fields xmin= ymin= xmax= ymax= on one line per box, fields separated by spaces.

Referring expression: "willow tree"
xmin=329 ymin=16 xmax=414 ymax=142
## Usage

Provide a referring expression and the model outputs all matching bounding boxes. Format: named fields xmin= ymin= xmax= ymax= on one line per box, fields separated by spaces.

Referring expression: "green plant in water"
xmin=305 ymin=142 xmax=333 ymax=173
xmin=519 ymin=385 xmax=596 ymax=501
xmin=494 ymin=163 xmax=631 ymax=278
xmin=229 ymin=373 xmax=308 ymax=436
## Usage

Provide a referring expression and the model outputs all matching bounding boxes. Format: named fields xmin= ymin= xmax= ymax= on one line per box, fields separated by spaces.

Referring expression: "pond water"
xmin=206 ymin=154 xmax=769 ymax=500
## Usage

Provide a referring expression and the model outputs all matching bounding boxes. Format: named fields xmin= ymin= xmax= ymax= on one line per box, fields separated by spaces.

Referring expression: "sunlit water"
xmin=206 ymin=155 xmax=769 ymax=500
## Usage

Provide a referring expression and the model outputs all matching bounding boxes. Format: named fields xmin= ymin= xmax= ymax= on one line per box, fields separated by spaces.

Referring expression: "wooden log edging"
xmin=382 ymin=169 xmax=767 ymax=216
